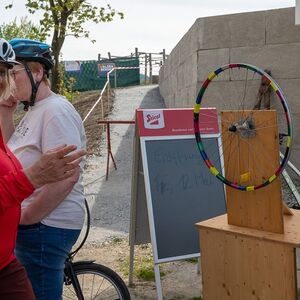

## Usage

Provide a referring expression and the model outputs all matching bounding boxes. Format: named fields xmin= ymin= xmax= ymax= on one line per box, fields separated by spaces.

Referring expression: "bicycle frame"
xmin=63 ymin=199 xmax=91 ymax=300
xmin=64 ymin=259 xmax=95 ymax=300
xmin=62 ymin=198 xmax=131 ymax=300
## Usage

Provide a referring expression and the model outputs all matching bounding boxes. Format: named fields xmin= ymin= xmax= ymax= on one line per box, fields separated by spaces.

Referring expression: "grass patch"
xmin=185 ymin=257 xmax=199 ymax=264
xmin=110 ymin=236 xmax=123 ymax=244
xmin=120 ymin=244 xmax=166 ymax=281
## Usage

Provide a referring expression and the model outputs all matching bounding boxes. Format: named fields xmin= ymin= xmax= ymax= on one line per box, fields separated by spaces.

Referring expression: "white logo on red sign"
xmin=143 ymin=110 xmax=165 ymax=129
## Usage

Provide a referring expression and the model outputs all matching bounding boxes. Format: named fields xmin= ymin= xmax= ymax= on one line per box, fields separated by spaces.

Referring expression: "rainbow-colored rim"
xmin=194 ymin=63 xmax=293 ymax=191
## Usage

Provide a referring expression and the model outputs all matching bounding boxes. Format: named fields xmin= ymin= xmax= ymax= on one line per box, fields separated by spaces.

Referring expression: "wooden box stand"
xmin=196 ymin=212 xmax=299 ymax=300
xmin=195 ymin=111 xmax=297 ymax=299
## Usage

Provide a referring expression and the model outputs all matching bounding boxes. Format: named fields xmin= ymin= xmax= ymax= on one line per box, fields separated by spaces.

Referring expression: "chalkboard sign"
xmin=141 ymin=136 xmax=226 ymax=262
xmin=130 ymin=108 xmax=226 ymax=264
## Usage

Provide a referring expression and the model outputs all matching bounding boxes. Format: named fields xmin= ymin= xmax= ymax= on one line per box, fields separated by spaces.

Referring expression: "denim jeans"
xmin=15 ymin=223 xmax=80 ymax=300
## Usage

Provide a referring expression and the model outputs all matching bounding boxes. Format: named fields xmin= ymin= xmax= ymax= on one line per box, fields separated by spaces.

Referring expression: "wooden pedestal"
xmin=196 ymin=211 xmax=300 ymax=300
xmin=221 ymin=110 xmax=284 ymax=233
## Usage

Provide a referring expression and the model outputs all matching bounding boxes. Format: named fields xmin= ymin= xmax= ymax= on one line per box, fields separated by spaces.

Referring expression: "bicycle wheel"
xmin=194 ymin=63 xmax=293 ymax=191
xmin=63 ymin=262 xmax=131 ymax=300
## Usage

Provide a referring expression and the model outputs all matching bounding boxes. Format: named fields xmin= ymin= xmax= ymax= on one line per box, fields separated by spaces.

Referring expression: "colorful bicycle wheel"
xmin=194 ymin=63 xmax=293 ymax=191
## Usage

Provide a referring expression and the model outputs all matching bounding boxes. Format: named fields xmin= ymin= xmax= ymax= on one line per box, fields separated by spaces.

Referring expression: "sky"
xmin=1 ymin=0 xmax=296 ymax=65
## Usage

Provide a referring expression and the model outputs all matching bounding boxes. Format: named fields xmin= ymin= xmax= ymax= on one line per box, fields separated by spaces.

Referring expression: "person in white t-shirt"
xmin=2 ymin=38 xmax=86 ymax=300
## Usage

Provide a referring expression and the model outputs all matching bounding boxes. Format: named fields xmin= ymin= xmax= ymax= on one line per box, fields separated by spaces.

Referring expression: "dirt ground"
xmin=72 ymin=90 xmax=203 ymax=299
xmin=14 ymin=90 xmax=203 ymax=299
xmin=74 ymin=90 xmax=203 ymax=299
xmin=75 ymin=238 xmax=202 ymax=300
xmin=72 ymin=90 xmax=114 ymax=156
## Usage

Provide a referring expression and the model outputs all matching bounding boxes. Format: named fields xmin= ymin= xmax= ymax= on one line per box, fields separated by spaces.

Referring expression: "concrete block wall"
xmin=159 ymin=7 xmax=300 ymax=168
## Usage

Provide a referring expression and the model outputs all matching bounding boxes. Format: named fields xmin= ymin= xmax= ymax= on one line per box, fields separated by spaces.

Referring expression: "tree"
xmin=0 ymin=17 xmax=46 ymax=42
xmin=6 ymin=1 xmax=124 ymax=92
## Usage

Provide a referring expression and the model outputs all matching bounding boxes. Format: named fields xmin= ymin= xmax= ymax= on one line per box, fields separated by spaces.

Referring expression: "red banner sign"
xmin=137 ymin=108 xmax=219 ymax=137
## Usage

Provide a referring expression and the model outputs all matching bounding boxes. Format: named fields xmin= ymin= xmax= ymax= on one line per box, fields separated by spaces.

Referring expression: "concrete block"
xmin=163 ymin=59 xmax=172 ymax=80
xmin=176 ymin=65 xmax=185 ymax=90
xmin=197 ymin=48 xmax=230 ymax=81
xmin=276 ymin=79 xmax=300 ymax=112
xmin=197 ymin=11 xmax=266 ymax=50
xmin=172 ymin=46 xmax=181 ymax=70
xmin=169 ymin=71 xmax=178 ymax=99
xmin=195 ymin=80 xmax=262 ymax=111
xmin=266 ymin=8 xmax=300 ymax=45
xmin=181 ymin=53 xmax=198 ymax=89
xmin=174 ymin=86 xmax=196 ymax=108
xmin=186 ymin=85 xmax=198 ymax=108
xmin=287 ymin=112 xmax=300 ymax=169
xmin=162 ymin=94 xmax=174 ymax=108
xmin=231 ymin=43 xmax=300 ymax=79
xmin=159 ymin=66 xmax=164 ymax=82
xmin=179 ymin=21 xmax=199 ymax=64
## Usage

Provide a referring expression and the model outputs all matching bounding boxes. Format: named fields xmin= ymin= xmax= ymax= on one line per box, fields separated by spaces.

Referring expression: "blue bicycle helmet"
xmin=9 ymin=39 xmax=54 ymax=110
xmin=9 ymin=38 xmax=54 ymax=70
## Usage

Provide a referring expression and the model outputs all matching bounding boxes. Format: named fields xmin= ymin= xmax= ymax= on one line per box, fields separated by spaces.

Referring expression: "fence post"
xmin=144 ymin=54 xmax=148 ymax=85
xmin=149 ymin=53 xmax=152 ymax=84
xmin=107 ymin=81 xmax=110 ymax=111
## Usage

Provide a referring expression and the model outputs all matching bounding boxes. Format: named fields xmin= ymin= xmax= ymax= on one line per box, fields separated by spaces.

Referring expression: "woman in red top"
xmin=0 ymin=38 xmax=86 ymax=300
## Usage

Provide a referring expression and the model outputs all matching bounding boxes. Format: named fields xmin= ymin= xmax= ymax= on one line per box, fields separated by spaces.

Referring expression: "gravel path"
xmin=80 ymin=86 xmax=300 ymax=298
xmin=83 ymin=84 xmax=165 ymax=244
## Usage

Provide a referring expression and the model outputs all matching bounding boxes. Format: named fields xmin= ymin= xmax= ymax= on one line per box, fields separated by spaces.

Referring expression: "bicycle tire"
xmin=63 ymin=262 xmax=131 ymax=300
xmin=194 ymin=63 xmax=293 ymax=191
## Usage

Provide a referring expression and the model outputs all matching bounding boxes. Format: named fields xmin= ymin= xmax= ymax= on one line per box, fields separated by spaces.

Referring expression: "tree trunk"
xmin=51 ymin=51 xmax=60 ymax=93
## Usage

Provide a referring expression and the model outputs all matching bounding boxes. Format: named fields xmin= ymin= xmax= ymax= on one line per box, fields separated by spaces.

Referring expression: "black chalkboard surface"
xmin=141 ymin=136 xmax=226 ymax=262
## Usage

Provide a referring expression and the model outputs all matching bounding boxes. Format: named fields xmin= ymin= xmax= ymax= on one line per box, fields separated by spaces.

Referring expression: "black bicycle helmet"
xmin=9 ymin=38 xmax=54 ymax=70
xmin=0 ymin=38 xmax=19 ymax=68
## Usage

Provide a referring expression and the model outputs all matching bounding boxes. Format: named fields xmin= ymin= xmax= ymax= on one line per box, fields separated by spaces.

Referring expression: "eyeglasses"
xmin=9 ymin=68 xmax=26 ymax=79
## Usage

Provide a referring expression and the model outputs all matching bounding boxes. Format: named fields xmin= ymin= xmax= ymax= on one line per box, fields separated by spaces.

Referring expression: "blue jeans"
xmin=15 ymin=223 xmax=80 ymax=300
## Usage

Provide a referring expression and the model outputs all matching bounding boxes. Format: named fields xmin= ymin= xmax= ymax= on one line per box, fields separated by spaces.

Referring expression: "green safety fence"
xmin=63 ymin=57 xmax=140 ymax=91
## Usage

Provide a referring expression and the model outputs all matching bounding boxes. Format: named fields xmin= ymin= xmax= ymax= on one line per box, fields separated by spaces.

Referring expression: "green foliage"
xmin=5 ymin=0 xmax=124 ymax=92
xmin=185 ymin=257 xmax=199 ymax=264
xmin=121 ymin=255 xmax=165 ymax=282
xmin=111 ymin=236 xmax=123 ymax=244
xmin=0 ymin=17 xmax=46 ymax=41
xmin=57 ymin=62 xmax=79 ymax=102
xmin=5 ymin=1 xmax=123 ymax=46
xmin=23 ymin=0 xmax=124 ymax=41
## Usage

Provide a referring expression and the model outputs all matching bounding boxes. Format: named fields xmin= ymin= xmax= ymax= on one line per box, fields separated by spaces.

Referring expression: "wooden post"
xmin=149 ymin=53 xmax=152 ymax=84
xmin=221 ymin=110 xmax=284 ymax=233
xmin=97 ymin=53 xmax=101 ymax=61
xmin=195 ymin=109 xmax=294 ymax=300
xmin=135 ymin=47 xmax=138 ymax=57
xmin=162 ymin=49 xmax=166 ymax=62
xmin=144 ymin=54 xmax=148 ymax=84
xmin=108 ymin=52 xmax=111 ymax=60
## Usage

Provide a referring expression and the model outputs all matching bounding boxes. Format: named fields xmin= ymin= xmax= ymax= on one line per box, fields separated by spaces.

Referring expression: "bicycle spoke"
xmin=195 ymin=63 xmax=292 ymax=189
